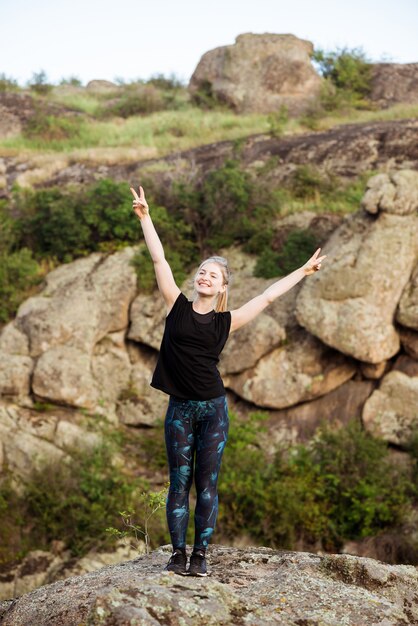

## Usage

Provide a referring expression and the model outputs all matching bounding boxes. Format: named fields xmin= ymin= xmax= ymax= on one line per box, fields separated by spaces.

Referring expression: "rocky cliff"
xmin=0 ymin=168 xmax=417 ymax=481
xmin=1 ymin=545 xmax=418 ymax=625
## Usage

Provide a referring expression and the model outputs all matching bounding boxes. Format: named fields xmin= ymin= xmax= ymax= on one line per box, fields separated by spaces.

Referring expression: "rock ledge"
xmin=1 ymin=544 xmax=417 ymax=625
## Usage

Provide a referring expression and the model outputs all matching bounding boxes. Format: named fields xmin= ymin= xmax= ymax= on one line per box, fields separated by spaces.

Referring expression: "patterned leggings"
xmin=164 ymin=394 xmax=229 ymax=550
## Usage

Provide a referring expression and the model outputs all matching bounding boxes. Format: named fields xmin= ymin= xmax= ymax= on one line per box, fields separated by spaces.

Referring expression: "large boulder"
xmin=4 ymin=248 xmax=138 ymax=412
xmin=32 ymin=346 xmax=98 ymax=409
xmin=362 ymin=371 xmax=418 ymax=446
xmin=370 ymin=62 xmax=418 ymax=107
xmin=189 ymin=33 xmax=322 ymax=114
xmin=225 ymin=329 xmax=356 ymax=409
xmin=17 ymin=249 xmax=137 ymax=357
xmin=0 ymin=403 xmax=100 ymax=481
xmin=2 ymin=545 xmax=418 ymax=625
xmin=296 ymin=171 xmax=418 ymax=363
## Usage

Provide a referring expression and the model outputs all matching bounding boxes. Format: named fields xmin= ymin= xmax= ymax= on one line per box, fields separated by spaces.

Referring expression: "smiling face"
xmin=194 ymin=262 xmax=227 ymax=298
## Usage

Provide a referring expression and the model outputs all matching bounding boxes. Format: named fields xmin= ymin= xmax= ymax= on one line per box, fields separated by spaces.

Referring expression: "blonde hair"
xmin=194 ymin=256 xmax=231 ymax=313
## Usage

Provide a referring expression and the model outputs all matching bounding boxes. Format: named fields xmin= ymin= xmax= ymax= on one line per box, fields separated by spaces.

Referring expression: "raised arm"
xmin=130 ymin=186 xmax=180 ymax=313
xmin=230 ymin=248 xmax=327 ymax=333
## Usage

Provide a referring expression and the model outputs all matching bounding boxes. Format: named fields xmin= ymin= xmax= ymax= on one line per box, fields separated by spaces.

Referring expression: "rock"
xmin=397 ymin=262 xmax=418 ymax=331
xmin=0 ymin=323 xmax=29 ymax=355
xmin=32 ymin=346 xmax=98 ymax=409
xmin=189 ymin=33 xmax=322 ymax=114
xmin=0 ymin=542 xmax=141 ymax=602
xmin=117 ymin=346 xmax=167 ymax=427
xmin=220 ymin=313 xmax=285 ymax=374
xmin=296 ymin=178 xmax=418 ymax=363
xmin=17 ymin=248 xmax=137 ymax=357
xmin=237 ymin=379 xmax=374 ymax=452
xmin=54 ymin=420 xmax=101 ymax=451
xmin=12 ymin=248 xmax=137 ymax=412
xmin=399 ymin=326 xmax=418 ymax=359
xmin=86 ymin=80 xmax=120 ymax=94
xmin=0 ymin=404 xmax=66 ymax=479
xmin=1 ymin=545 xmax=418 ymax=625
xmin=362 ymin=370 xmax=418 ymax=446
xmin=3 ymin=118 xmax=418 ymax=197
xmin=392 ymin=353 xmax=418 ymax=377
xmin=0 ymin=402 xmax=103 ymax=480
xmin=370 ymin=62 xmax=418 ymax=107
xmin=272 ymin=211 xmax=343 ymax=251
xmin=91 ymin=334 xmax=131 ymax=405
xmin=128 ymin=293 xmax=166 ymax=350
xmin=225 ymin=329 xmax=356 ymax=409
xmin=360 ymin=360 xmax=389 ymax=379
xmin=0 ymin=354 xmax=33 ymax=397
xmin=0 ymin=93 xmax=35 ymax=139
xmin=361 ymin=169 xmax=418 ymax=215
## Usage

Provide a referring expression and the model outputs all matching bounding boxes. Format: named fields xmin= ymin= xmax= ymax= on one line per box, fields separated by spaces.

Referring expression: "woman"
xmin=130 ymin=185 xmax=326 ymax=577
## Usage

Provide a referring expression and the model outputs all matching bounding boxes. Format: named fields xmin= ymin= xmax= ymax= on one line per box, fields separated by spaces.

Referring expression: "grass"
xmin=1 ymin=101 xmax=416 ymax=164
xmin=0 ymin=108 xmax=270 ymax=157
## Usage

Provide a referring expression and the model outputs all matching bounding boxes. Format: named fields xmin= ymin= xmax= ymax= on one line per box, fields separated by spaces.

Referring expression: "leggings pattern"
xmin=164 ymin=394 xmax=229 ymax=550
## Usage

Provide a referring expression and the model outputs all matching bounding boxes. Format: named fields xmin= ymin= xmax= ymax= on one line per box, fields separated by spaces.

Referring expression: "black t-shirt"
xmin=151 ymin=292 xmax=232 ymax=400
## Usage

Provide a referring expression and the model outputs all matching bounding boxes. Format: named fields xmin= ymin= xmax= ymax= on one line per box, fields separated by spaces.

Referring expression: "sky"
xmin=1 ymin=0 xmax=418 ymax=86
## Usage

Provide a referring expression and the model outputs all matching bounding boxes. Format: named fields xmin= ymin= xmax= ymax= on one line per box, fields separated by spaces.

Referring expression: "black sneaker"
xmin=187 ymin=549 xmax=208 ymax=577
xmin=164 ymin=548 xmax=187 ymax=575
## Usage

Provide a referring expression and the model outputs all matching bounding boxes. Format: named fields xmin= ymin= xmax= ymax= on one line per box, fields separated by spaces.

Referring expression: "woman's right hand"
xmin=130 ymin=185 xmax=149 ymax=219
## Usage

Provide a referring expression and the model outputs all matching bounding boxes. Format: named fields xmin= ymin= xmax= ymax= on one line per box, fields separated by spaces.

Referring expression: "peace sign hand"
xmin=302 ymin=248 xmax=327 ymax=276
xmin=130 ymin=185 xmax=149 ymax=219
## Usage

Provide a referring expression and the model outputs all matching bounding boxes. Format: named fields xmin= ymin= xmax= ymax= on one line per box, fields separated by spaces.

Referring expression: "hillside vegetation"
xmin=1 ymin=50 xmax=418 ymax=570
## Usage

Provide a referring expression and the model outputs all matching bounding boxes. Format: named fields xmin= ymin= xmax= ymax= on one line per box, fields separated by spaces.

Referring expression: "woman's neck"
xmin=192 ymin=296 xmax=215 ymax=314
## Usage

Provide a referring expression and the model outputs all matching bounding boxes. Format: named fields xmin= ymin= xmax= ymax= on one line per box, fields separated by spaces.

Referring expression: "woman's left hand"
xmin=302 ymin=248 xmax=327 ymax=276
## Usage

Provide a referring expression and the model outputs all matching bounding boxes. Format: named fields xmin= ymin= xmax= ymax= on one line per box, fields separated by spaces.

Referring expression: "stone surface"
xmin=362 ymin=370 xmax=418 ymax=446
xmin=399 ymin=326 xmax=418 ymax=359
xmin=370 ymin=62 xmax=418 ymax=107
xmin=296 ymin=180 xmax=418 ymax=363
xmin=361 ymin=169 xmax=418 ymax=215
xmin=2 ymin=118 xmax=418 ymax=198
xmin=0 ymin=353 xmax=33 ymax=397
xmin=32 ymin=346 xmax=98 ymax=409
xmin=0 ymin=542 xmax=141 ymax=602
xmin=1 ymin=545 xmax=418 ymax=625
xmin=117 ymin=345 xmax=167 ymax=426
xmin=0 ymin=323 xmax=29 ymax=355
xmin=17 ymin=248 xmax=137 ymax=357
xmin=128 ymin=293 xmax=166 ymax=350
xmin=0 ymin=404 xmax=66 ymax=479
xmin=189 ymin=33 xmax=322 ymax=114
xmin=225 ymin=329 xmax=356 ymax=409
xmin=240 ymin=379 xmax=375 ymax=451
xmin=0 ymin=403 xmax=100 ymax=480
xmin=397 ymin=262 xmax=418 ymax=331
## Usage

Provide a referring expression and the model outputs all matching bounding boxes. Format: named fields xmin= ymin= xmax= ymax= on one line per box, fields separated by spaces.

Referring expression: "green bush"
xmin=267 ymin=105 xmax=289 ymax=138
xmin=0 ymin=439 xmax=168 ymax=566
xmin=254 ymin=228 xmax=317 ymax=278
xmin=24 ymin=110 xmax=84 ymax=142
xmin=218 ymin=417 xmax=414 ymax=552
xmin=191 ymin=80 xmax=222 ymax=109
xmin=13 ymin=180 xmax=141 ymax=261
xmin=217 ymin=412 xmax=269 ymax=540
xmin=0 ymin=73 xmax=19 ymax=92
xmin=0 ymin=205 xmax=41 ymax=321
xmin=313 ymin=47 xmax=373 ymax=110
xmin=171 ymin=160 xmax=275 ymax=254
xmin=0 ymin=248 xmax=41 ymax=322
xmin=28 ymin=70 xmax=53 ymax=95
xmin=130 ymin=202 xmax=198 ymax=292
xmin=288 ymin=165 xmax=334 ymax=199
